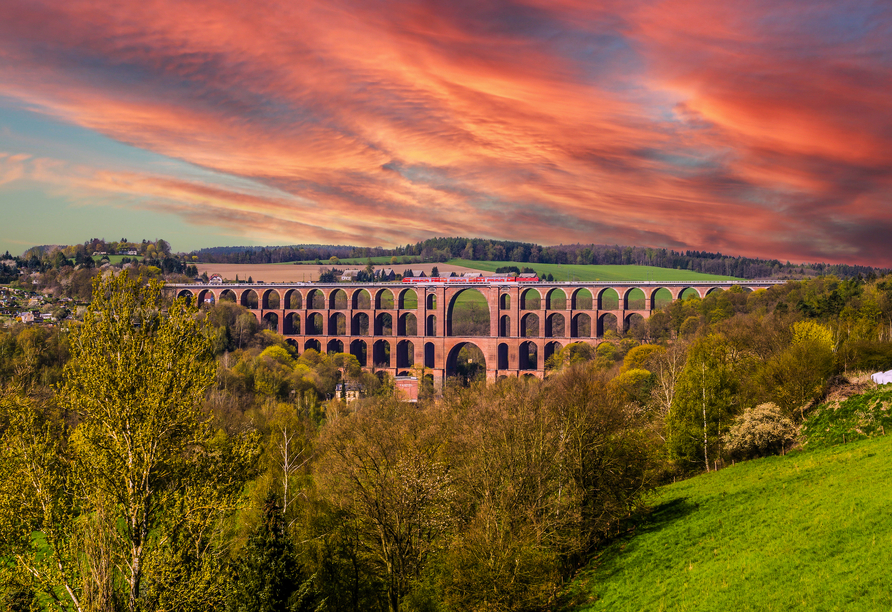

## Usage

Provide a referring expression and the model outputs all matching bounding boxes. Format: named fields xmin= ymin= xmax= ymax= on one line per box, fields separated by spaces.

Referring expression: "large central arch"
xmin=447 ymin=288 xmax=491 ymax=337
xmin=446 ymin=341 xmax=486 ymax=384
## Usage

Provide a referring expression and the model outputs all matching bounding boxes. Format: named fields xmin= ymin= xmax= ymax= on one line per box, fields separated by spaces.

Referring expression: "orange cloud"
xmin=0 ymin=0 xmax=890 ymax=265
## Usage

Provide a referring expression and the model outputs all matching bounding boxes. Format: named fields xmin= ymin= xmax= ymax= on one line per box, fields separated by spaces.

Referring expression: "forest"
xmin=2 ymin=271 xmax=892 ymax=611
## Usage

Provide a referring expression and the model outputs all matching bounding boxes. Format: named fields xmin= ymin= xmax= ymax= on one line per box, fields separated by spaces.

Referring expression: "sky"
xmin=0 ymin=0 xmax=890 ymax=265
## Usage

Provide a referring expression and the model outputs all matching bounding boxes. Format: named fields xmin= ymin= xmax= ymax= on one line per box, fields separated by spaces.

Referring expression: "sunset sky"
xmin=0 ymin=0 xmax=890 ymax=265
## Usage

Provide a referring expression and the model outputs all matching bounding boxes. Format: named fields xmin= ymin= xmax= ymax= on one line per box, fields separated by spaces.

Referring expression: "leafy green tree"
xmin=760 ymin=336 xmax=835 ymax=419
xmin=667 ymin=335 xmax=741 ymax=472
xmin=0 ymin=580 xmax=39 ymax=612
xmin=440 ymin=380 xmax=562 ymax=611
xmin=621 ymin=344 xmax=665 ymax=373
xmin=0 ymin=272 xmax=258 ymax=611
xmin=315 ymin=398 xmax=454 ymax=612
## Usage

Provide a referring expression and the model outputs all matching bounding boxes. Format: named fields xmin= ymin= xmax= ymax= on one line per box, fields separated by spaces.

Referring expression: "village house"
xmin=340 ymin=269 xmax=362 ymax=281
xmin=336 ymin=381 xmax=364 ymax=403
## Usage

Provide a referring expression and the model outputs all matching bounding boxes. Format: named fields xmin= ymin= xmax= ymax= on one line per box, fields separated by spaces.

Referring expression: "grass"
xmin=446 ymin=260 xmax=741 ymax=282
xmin=92 ymin=255 xmax=143 ymax=264
xmin=801 ymin=384 xmax=892 ymax=449
xmin=286 ymin=258 xmax=740 ymax=281
xmin=567 ymin=435 xmax=892 ymax=611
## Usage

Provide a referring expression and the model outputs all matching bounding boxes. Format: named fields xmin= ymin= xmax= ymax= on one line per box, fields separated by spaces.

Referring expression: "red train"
xmin=401 ymin=275 xmax=539 ymax=284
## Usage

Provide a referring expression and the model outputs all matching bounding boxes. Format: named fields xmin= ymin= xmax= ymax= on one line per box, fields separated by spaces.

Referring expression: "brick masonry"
xmin=168 ymin=280 xmax=782 ymax=387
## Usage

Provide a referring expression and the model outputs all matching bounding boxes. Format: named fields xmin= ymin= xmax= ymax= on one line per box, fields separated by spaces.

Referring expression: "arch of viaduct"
xmin=168 ymin=280 xmax=782 ymax=387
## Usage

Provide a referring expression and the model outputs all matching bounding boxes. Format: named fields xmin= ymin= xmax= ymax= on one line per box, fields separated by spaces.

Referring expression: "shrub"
xmin=723 ymin=403 xmax=796 ymax=460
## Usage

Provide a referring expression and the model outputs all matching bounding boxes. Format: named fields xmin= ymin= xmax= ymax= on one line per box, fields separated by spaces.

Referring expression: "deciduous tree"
xmin=668 ymin=335 xmax=741 ymax=471
xmin=0 ymin=272 xmax=258 ymax=612
xmin=315 ymin=398 xmax=453 ymax=612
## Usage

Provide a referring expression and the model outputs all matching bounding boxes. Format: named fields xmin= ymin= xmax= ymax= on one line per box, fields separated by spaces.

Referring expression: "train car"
xmin=401 ymin=275 xmax=539 ymax=284
xmin=401 ymin=277 xmax=443 ymax=283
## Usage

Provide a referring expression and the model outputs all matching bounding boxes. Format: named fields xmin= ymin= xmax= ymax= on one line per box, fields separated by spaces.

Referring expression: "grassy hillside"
xmin=91 ymin=255 xmax=143 ymax=264
xmin=447 ymin=260 xmax=741 ymax=281
xmin=293 ymin=258 xmax=741 ymax=281
xmin=568 ymin=433 xmax=892 ymax=611
xmin=801 ymin=384 xmax=892 ymax=449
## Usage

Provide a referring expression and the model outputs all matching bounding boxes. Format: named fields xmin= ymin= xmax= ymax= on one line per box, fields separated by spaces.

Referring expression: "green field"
xmin=447 ymin=260 xmax=741 ymax=282
xmin=289 ymin=258 xmax=740 ymax=281
xmin=91 ymin=255 xmax=143 ymax=264
xmin=568 ymin=434 xmax=892 ymax=611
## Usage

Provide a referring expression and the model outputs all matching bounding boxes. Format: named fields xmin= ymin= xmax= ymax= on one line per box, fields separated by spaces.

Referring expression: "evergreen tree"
xmin=227 ymin=493 xmax=323 ymax=612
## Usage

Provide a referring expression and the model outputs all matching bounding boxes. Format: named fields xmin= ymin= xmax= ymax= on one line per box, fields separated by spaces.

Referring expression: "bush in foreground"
xmin=722 ymin=402 xmax=796 ymax=460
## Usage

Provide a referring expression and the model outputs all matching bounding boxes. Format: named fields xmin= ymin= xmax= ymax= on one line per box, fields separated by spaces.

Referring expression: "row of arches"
xmin=302 ymin=338 xmax=417 ymax=369
xmin=263 ymin=311 xmax=421 ymax=336
xmin=505 ymin=286 xmax=722 ymax=311
xmin=178 ymin=284 xmax=747 ymax=313
xmin=500 ymin=312 xmax=642 ymax=337
xmin=292 ymin=338 xmax=583 ymax=375
xmin=181 ymin=287 xmax=430 ymax=311
xmin=263 ymin=310 xmax=644 ymax=338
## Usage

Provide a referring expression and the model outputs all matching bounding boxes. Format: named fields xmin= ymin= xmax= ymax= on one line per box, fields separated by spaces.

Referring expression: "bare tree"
xmin=646 ymin=341 xmax=688 ymax=441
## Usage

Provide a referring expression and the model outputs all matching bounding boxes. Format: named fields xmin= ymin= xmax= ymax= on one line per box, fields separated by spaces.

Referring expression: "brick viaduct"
xmin=167 ymin=280 xmax=782 ymax=387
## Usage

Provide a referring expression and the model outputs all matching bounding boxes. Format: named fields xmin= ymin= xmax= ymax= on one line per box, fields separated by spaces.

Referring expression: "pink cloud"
xmin=0 ymin=0 xmax=890 ymax=265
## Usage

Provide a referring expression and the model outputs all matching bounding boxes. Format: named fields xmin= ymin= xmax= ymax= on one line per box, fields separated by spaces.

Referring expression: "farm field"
xmin=567 ymin=434 xmax=892 ymax=611
xmin=91 ymin=255 xmax=143 ymax=264
xmin=197 ymin=261 xmax=741 ymax=284
xmin=448 ymin=260 xmax=742 ymax=282
xmin=197 ymin=262 xmax=487 ymax=283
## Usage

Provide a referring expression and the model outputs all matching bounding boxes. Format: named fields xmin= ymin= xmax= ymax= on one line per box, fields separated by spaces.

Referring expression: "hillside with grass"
xmin=568 ymin=386 xmax=892 ymax=612
xmin=445 ymin=260 xmax=741 ymax=281
xmin=292 ymin=258 xmax=741 ymax=281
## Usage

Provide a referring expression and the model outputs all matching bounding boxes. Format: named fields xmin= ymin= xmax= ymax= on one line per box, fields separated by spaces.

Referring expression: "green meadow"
xmin=449 ymin=260 xmax=741 ymax=282
xmin=91 ymin=255 xmax=143 ymax=264
xmin=290 ymin=257 xmax=740 ymax=281
xmin=568 ymin=432 xmax=892 ymax=611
